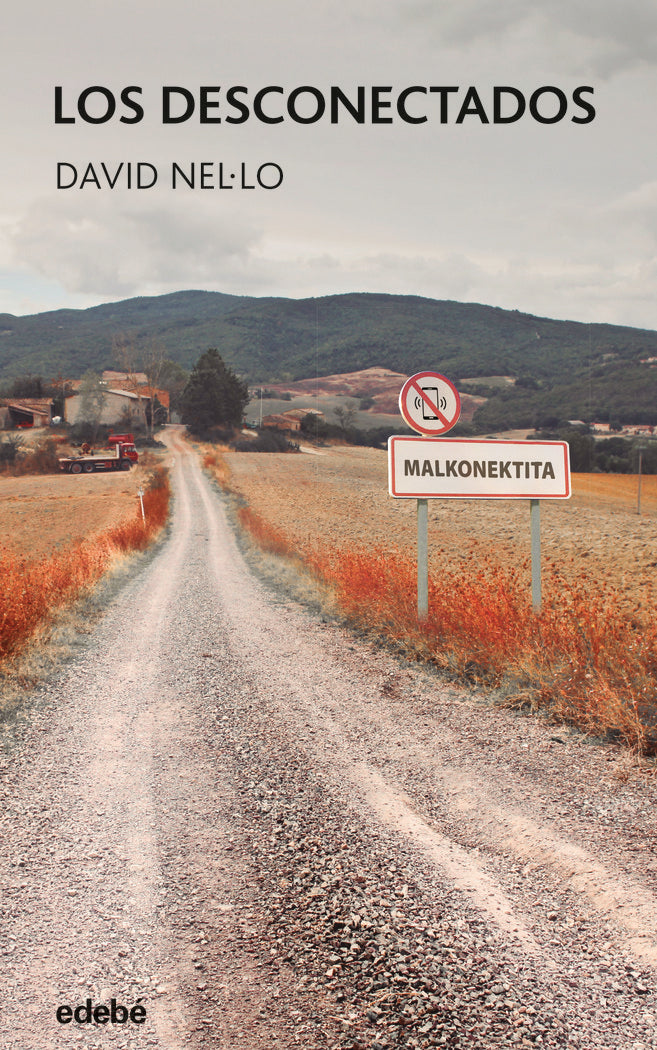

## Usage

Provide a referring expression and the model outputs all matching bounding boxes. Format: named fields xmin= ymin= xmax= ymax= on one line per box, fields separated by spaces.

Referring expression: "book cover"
xmin=2 ymin=4 xmax=656 ymax=1050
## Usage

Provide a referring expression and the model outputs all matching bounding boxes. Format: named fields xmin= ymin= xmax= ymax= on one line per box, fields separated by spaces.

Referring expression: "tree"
xmin=9 ymin=375 xmax=45 ymax=398
xmin=157 ymin=359 xmax=188 ymax=417
xmin=180 ymin=349 xmax=248 ymax=435
xmin=142 ymin=339 xmax=175 ymax=436
xmin=112 ymin=333 xmax=149 ymax=433
xmin=333 ymin=399 xmax=358 ymax=431
xmin=112 ymin=334 xmax=177 ymax=436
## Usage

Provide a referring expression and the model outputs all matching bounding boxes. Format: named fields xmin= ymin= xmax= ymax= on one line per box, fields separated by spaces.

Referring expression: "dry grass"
xmin=230 ymin=493 xmax=657 ymax=756
xmin=202 ymin=447 xmax=232 ymax=489
xmin=236 ymin=505 xmax=295 ymax=558
xmin=0 ymin=468 xmax=170 ymax=667
xmin=573 ymin=471 xmax=657 ymax=514
xmin=0 ymin=438 xmax=62 ymax=476
xmin=200 ymin=445 xmax=657 ymax=752
xmin=311 ymin=544 xmax=656 ymax=751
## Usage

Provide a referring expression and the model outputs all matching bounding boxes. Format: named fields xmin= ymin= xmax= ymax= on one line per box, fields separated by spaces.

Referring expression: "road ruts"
xmin=0 ymin=428 xmax=655 ymax=1050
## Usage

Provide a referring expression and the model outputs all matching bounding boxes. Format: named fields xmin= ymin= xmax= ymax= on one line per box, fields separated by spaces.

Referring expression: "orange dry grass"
xmin=202 ymin=448 xmax=232 ymax=490
xmin=237 ymin=507 xmax=657 ymax=754
xmin=0 ymin=469 xmax=170 ymax=663
xmin=237 ymin=506 xmax=294 ymax=558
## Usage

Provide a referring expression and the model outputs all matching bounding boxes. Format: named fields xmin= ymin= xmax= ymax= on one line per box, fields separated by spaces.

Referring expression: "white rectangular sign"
xmin=388 ymin=437 xmax=571 ymax=499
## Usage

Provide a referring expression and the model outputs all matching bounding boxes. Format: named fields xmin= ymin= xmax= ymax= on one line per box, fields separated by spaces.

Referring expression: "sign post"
xmin=388 ymin=431 xmax=571 ymax=617
xmin=388 ymin=437 xmax=571 ymax=500
xmin=417 ymin=499 xmax=429 ymax=620
xmin=530 ymin=499 xmax=541 ymax=612
xmin=398 ymin=372 xmax=462 ymax=619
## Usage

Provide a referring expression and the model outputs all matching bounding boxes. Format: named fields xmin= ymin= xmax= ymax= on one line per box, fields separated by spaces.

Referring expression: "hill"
xmin=1 ymin=289 xmax=657 ymax=427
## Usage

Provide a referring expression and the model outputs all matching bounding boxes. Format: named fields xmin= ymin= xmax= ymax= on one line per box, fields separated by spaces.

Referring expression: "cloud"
xmin=8 ymin=190 xmax=657 ymax=329
xmin=607 ymin=180 xmax=657 ymax=242
xmin=283 ymin=243 xmax=657 ymax=329
xmin=399 ymin=0 xmax=657 ymax=77
xmin=9 ymin=195 xmax=263 ymax=297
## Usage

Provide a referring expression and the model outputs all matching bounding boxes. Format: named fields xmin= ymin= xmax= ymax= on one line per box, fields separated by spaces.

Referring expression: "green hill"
xmin=1 ymin=289 xmax=657 ymax=427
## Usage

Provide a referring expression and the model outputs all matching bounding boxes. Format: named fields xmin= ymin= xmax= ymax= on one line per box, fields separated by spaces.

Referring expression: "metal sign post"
xmin=530 ymin=499 xmax=541 ymax=612
xmin=417 ymin=498 xmax=429 ymax=620
xmin=398 ymin=372 xmax=462 ymax=620
xmin=637 ymin=444 xmax=645 ymax=516
xmin=388 ymin=428 xmax=572 ymax=617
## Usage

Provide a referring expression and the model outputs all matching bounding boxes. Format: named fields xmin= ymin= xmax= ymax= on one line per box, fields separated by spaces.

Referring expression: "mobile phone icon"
xmin=421 ymin=387 xmax=439 ymax=420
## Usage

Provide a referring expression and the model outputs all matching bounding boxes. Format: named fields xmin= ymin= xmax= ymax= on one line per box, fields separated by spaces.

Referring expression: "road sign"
xmin=388 ymin=437 xmax=571 ymax=499
xmin=399 ymin=371 xmax=461 ymax=436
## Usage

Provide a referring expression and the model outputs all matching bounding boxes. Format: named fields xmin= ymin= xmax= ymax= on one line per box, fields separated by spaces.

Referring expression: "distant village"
xmin=0 ymin=370 xmax=326 ymax=435
xmin=0 ymin=371 xmax=170 ymax=431
xmin=576 ymin=421 xmax=654 ymax=438
xmin=0 ymin=368 xmax=653 ymax=443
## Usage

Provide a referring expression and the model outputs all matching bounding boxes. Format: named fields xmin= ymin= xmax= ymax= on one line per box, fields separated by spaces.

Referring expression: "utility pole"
xmin=637 ymin=443 xmax=646 ymax=515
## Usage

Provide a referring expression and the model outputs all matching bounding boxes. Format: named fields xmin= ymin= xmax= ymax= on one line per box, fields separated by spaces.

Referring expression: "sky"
xmin=2 ymin=0 xmax=657 ymax=329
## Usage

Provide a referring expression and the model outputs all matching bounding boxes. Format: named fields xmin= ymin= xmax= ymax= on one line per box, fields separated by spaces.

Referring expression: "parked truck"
xmin=59 ymin=434 xmax=139 ymax=474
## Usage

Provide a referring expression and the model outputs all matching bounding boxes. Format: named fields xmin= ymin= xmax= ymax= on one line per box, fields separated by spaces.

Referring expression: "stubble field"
xmin=0 ymin=470 xmax=143 ymax=560
xmin=225 ymin=444 xmax=657 ymax=621
xmin=211 ymin=442 xmax=657 ymax=752
xmin=0 ymin=448 xmax=171 ymax=673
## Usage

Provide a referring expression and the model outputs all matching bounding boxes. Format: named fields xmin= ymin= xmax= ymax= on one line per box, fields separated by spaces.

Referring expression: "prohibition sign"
xmin=399 ymin=371 xmax=461 ymax=436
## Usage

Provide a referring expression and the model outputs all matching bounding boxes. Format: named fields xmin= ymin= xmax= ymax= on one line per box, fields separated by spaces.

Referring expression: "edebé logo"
xmin=56 ymin=998 xmax=146 ymax=1025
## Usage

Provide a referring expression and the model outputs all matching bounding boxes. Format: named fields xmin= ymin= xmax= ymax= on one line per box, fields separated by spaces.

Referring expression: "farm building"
xmin=102 ymin=370 xmax=149 ymax=385
xmin=65 ymin=388 xmax=146 ymax=427
xmin=261 ymin=412 xmax=303 ymax=432
xmin=101 ymin=380 xmax=170 ymax=420
xmin=0 ymin=398 xmax=53 ymax=428
xmin=65 ymin=385 xmax=170 ymax=427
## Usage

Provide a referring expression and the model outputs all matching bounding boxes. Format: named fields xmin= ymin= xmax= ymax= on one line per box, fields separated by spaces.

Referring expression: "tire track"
xmin=0 ymin=429 xmax=655 ymax=1050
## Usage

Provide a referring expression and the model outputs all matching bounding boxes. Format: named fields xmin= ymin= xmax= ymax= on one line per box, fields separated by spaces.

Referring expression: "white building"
xmin=64 ymin=388 xmax=147 ymax=427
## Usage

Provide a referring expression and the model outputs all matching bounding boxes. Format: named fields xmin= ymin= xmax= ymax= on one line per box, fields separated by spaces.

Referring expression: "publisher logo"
xmin=55 ymin=999 xmax=146 ymax=1025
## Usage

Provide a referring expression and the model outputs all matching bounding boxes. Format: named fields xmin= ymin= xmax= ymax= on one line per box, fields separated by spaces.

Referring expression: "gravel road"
xmin=1 ymin=429 xmax=656 ymax=1050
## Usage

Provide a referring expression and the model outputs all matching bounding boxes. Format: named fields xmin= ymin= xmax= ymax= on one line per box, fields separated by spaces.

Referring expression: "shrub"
xmin=231 ymin=429 xmax=296 ymax=452
xmin=0 ymin=438 xmax=20 ymax=468
xmin=13 ymin=439 xmax=61 ymax=475
xmin=202 ymin=448 xmax=232 ymax=490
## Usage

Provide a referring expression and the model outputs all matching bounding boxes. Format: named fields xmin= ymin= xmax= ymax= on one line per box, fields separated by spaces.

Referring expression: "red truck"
xmin=59 ymin=434 xmax=139 ymax=474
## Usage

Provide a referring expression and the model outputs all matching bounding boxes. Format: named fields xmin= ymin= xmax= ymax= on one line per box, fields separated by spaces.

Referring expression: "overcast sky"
xmin=2 ymin=0 xmax=657 ymax=330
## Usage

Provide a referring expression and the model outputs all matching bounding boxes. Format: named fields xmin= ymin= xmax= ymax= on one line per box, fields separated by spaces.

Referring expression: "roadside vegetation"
xmin=203 ymin=449 xmax=657 ymax=756
xmin=0 ymin=468 xmax=170 ymax=671
xmin=0 ymin=435 xmax=63 ymax=475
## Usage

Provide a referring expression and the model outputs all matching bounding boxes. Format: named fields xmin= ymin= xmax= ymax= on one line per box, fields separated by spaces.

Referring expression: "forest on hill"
xmin=1 ymin=289 xmax=657 ymax=428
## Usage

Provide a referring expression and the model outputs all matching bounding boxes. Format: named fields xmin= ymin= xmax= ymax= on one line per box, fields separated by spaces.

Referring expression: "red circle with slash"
xmin=399 ymin=371 xmax=461 ymax=435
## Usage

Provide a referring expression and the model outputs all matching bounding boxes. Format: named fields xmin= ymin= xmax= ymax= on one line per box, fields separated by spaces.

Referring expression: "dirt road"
xmin=1 ymin=430 xmax=656 ymax=1049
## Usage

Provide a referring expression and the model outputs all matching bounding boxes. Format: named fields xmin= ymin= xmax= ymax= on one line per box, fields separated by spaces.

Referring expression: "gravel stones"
xmin=0 ymin=433 xmax=655 ymax=1049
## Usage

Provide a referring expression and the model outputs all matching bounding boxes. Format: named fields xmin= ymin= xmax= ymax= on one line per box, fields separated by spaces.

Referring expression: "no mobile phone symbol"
xmin=400 ymin=372 xmax=461 ymax=435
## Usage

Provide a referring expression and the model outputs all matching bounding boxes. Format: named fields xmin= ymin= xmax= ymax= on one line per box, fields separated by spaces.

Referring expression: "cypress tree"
xmin=180 ymin=348 xmax=249 ymax=435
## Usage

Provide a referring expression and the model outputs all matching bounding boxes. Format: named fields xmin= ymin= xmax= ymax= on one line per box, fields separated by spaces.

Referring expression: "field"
xmin=245 ymin=366 xmax=485 ymax=429
xmin=210 ymin=443 xmax=657 ymax=753
xmin=0 ymin=450 xmax=170 ymax=671
xmin=224 ymin=445 xmax=657 ymax=619
xmin=0 ymin=471 xmax=144 ymax=560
